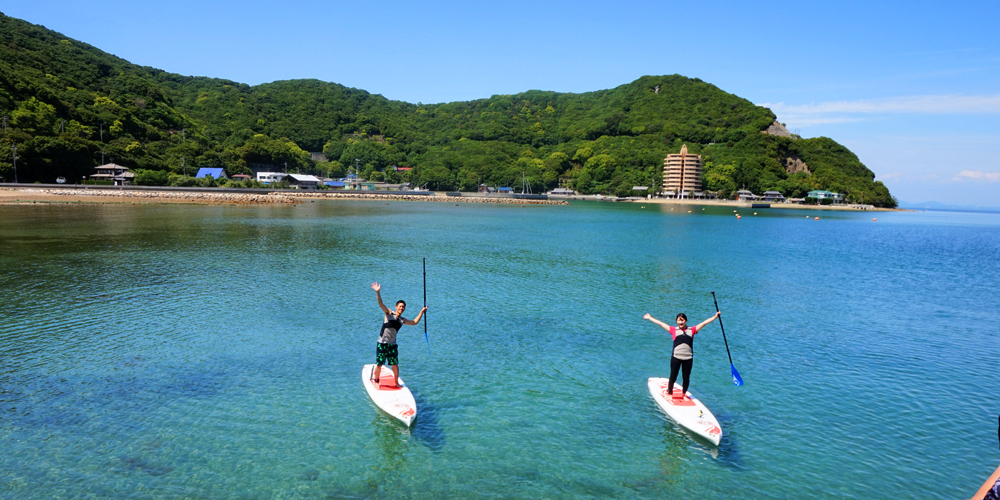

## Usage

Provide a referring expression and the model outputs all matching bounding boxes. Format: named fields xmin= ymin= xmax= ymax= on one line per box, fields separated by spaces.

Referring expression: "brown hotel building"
xmin=663 ymin=144 xmax=702 ymax=196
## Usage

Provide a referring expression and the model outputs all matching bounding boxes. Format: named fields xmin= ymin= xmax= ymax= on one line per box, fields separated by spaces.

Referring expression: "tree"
xmin=11 ymin=97 xmax=57 ymax=134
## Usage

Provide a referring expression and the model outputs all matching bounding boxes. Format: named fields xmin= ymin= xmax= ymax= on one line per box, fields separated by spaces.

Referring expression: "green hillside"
xmin=0 ymin=13 xmax=896 ymax=206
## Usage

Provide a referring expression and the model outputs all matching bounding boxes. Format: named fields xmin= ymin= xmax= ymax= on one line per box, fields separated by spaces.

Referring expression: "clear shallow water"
xmin=1 ymin=201 xmax=998 ymax=499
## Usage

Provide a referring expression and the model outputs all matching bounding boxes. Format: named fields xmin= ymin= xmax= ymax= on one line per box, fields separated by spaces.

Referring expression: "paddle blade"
xmin=731 ymin=365 xmax=743 ymax=386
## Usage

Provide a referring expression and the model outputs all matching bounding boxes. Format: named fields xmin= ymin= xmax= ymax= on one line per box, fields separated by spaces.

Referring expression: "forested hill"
xmin=0 ymin=13 xmax=896 ymax=206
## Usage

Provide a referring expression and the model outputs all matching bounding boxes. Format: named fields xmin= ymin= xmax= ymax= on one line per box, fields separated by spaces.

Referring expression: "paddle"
xmin=711 ymin=291 xmax=743 ymax=386
xmin=423 ymin=258 xmax=430 ymax=354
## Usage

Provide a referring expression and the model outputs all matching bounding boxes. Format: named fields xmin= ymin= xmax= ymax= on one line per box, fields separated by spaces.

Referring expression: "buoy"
xmin=688 ymin=210 xmax=692 ymax=213
xmin=814 ymin=217 xmax=819 ymax=220
xmin=737 ymin=215 xmax=741 ymax=219
xmin=753 ymin=212 xmax=757 ymax=215
xmin=733 ymin=210 xmax=737 ymax=212
xmin=873 ymin=218 xmax=877 ymax=221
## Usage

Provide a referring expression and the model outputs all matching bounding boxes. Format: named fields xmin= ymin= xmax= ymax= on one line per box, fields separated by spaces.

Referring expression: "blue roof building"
xmin=195 ymin=168 xmax=227 ymax=179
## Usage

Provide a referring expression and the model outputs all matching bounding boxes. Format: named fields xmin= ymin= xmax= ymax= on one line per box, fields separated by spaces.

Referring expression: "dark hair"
xmin=396 ymin=300 xmax=406 ymax=308
xmin=676 ymin=313 xmax=688 ymax=321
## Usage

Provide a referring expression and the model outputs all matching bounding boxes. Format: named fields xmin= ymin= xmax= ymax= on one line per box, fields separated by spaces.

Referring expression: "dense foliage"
xmin=0 ymin=13 xmax=896 ymax=206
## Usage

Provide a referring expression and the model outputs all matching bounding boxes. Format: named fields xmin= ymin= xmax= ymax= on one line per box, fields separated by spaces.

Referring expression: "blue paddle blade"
xmin=731 ymin=365 xmax=743 ymax=386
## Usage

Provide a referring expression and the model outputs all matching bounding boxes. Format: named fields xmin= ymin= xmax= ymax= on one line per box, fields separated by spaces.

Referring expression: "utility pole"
xmin=11 ymin=144 xmax=17 ymax=184
xmin=100 ymin=123 xmax=104 ymax=142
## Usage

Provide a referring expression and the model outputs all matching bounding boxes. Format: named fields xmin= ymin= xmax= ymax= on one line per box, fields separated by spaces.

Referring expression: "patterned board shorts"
xmin=376 ymin=343 xmax=398 ymax=366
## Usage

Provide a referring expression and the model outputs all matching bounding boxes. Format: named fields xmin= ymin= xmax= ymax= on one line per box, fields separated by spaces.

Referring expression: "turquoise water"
xmin=1 ymin=200 xmax=998 ymax=499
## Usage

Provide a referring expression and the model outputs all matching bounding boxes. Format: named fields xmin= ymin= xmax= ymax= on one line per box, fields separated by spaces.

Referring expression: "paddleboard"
xmin=362 ymin=364 xmax=417 ymax=427
xmin=648 ymin=377 xmax=722 ymax=446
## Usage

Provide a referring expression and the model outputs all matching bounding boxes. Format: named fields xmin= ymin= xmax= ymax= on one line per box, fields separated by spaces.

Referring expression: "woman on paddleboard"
xmin=643 ymin=310 xmax=721 ymax=399
xmin=371 ymin=282 xmax=426 ymax=388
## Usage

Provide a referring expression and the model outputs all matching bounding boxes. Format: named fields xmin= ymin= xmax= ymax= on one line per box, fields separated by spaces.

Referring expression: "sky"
xmin=4 ymin=0 xmax=999 ymax=207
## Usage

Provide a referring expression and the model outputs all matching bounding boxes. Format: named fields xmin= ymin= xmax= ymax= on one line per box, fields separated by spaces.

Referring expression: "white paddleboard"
xmin=648 ymin=377 xmax=722 ymax=446
xmin=362 ymin=364 xmax=417 ymax=427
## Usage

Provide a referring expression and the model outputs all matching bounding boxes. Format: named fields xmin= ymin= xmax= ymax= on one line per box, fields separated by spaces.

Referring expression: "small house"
xmin=285 ymin=174 xmax=321 ymax=189
xmin=90 ymin=163 xmax=134 ymax=186
xmin=195 ymin=168 xmax=228 ymax=179
xmin=762 ymin=190 xmax=785 ymax=202
xmin=807 ymin=190 xmax=842 ymax=202
xmin=256 ymin=172 xmax=287 ymax=184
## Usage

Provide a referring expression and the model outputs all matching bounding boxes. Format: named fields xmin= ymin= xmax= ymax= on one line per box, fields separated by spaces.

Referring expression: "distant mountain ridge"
xmin=0 ymin=12 xmax=896 ymax=206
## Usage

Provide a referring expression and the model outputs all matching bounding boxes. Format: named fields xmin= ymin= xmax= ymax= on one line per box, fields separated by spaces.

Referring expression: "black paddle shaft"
xmin=711 ymin=291 xmax=734 ymax=366
xmin=423 ymin=258 xmax=427 ymax=334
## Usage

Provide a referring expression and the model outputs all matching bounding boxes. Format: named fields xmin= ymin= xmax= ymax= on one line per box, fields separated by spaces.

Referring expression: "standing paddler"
xmin=643 ymin=310 xmax=721 ymax=399
xmin=371 ymin=282 xmax=426 ymax=388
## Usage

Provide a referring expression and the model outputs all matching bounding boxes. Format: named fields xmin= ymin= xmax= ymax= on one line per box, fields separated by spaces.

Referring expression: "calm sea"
xmin=1 ymin=200 xmax=998 ymax=499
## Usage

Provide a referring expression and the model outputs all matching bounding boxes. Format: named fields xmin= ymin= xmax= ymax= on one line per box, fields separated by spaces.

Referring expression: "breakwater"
xmin=296 ymin=192 xmax=570 ymax=205
xmin=3 ymin=188 xmax=296 ymax=204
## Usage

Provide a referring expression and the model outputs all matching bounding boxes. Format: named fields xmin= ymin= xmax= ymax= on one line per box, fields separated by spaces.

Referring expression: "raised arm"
xmin=402 ymin=306 xmax=428 ymax=326
xmin=643 ymin=313 xmax=672 ymax=331
xmin=371 ymin=282 xmax=390 ymax=314
xmin=695 ymin=311 xmax=721 ymax=332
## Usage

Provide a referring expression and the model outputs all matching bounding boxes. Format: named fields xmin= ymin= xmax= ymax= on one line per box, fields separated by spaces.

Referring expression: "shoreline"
xmin=0 ymin=187 xmax=569 ymax=206
xmin=616 ymin=196 xmax=899 ymax=211
xmin=0 ymin=186 xmax=895 ymax=210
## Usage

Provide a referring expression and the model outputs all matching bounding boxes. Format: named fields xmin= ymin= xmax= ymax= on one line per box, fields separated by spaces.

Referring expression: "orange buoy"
xmin=737 ymin=215 xmax=741 ymax=219
xmin=873 ymin=218 xmax=877 ymax=221
xmin=814 ymin=217 xmax=819 ymax=220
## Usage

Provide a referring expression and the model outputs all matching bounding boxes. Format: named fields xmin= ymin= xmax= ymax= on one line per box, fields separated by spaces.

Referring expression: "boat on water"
xmin=648 ymin=377 xmax=722 ymax=446
xmin=362 ymin=364 xmax=417 ymax=427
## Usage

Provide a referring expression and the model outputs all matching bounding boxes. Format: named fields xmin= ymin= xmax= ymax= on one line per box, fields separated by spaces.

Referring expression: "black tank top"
xmin=379 ymin=313 xmax=404 ymax=344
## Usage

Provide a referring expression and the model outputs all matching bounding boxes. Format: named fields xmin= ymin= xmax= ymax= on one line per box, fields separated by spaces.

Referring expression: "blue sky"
xmin=5 ymin=0 xmax=999 ymax=206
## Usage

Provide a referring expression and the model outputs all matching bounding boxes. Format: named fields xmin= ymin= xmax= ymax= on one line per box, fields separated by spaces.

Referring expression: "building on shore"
xmin=195 ymin=168 xmax=227 ymax=179
xmin=807 ymin=190 xmax=843 ymax=202
xmin=256 ymin=172 xmax=287 ymax=184
xmin=762 ymin=190 xmax=785 ymax=202
xmin=663 ymin=144 xmax=702 ymax=197
xmin=285 ymin=174 xmax=321 ymax=189
xmin=90 ymin=163 xmax=134 ymax=186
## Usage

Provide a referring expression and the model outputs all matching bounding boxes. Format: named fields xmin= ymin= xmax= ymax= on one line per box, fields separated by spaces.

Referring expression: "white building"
xmin=256 ymin=172 xmax=287 ymax=184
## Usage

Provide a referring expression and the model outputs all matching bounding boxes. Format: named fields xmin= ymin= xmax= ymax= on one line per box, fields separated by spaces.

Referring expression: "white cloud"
xmin=954 ymin=170 xmax=1000 ymax=182
xmin=758 ymin=94 xmax=1000 ymax=127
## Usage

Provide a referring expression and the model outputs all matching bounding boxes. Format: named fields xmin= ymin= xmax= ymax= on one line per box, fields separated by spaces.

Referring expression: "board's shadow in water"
xmin=409 ymin=390 xmax=445 ymax=452
xmin=714 ymin=412 xmax=747 ymax=470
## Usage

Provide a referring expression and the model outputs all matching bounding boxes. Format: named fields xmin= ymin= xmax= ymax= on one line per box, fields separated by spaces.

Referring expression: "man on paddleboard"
xmin=371 ymin=282 xmax=426 ymax=388
xmin=643 ymin=311 xmax=721 ymax=399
